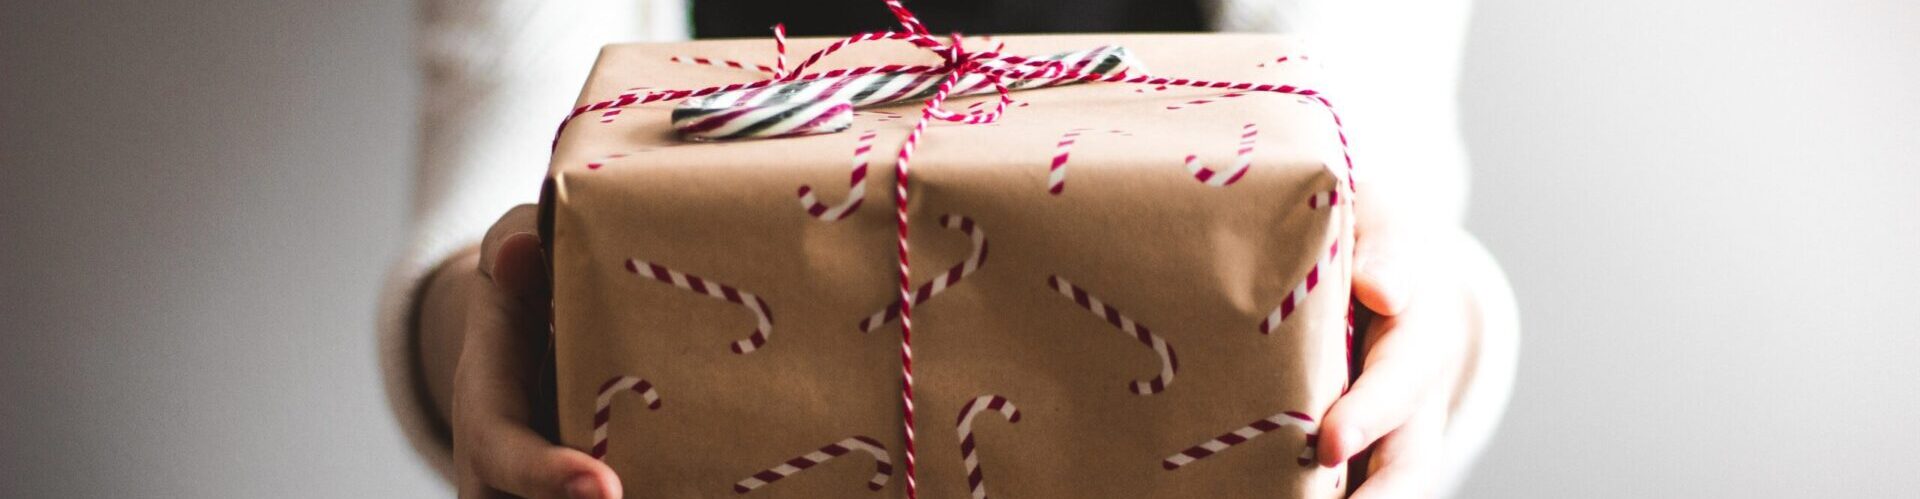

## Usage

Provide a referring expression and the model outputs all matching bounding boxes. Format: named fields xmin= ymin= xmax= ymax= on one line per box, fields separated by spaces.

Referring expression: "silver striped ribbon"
xmin=672 ymin=45 xmax=1146 ymax=141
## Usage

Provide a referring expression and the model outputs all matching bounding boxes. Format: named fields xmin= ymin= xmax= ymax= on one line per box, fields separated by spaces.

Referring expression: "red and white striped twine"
xmin=734 ymin=436 xmax=893 ymax=494
xmin=552 ymin=3 xmax=1359 ymax=494
xmin=624 ymin=259 xmax=774 ymax=354
xmin=1184 ymin=123 xmax=1258 ymax=187
xmin=590 ymin=375 xmax=662 ymax=460
xmin=670 ymin=55 xmax=781 ymax=75
xmin=858 ymin=214 xmax=986 ymax=333
xmin=1045 ymin=275 xmax=1179 ymax=395
xmin=1162 ymin=410 xmax=1317 ymax=470
xmin=955 ymin=395 xmax=1022 ymax=499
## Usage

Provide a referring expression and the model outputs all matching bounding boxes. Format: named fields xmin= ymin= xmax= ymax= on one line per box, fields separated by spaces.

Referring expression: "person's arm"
xmin=1210 ymin=0 xmax=1520 ymax=496
xmin=376 ymin=0 xmax=688 ymax=492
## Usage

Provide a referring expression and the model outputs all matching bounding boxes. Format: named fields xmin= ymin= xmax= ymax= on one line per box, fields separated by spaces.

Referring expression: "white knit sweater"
xmin=379 ymin=0 xmax=1513 ymax=494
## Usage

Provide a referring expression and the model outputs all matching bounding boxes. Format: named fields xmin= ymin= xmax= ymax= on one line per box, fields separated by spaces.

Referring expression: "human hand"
xmin=1316 ymin=180 xmax=1474 ymax=499
xmin=453 ymin=204 xmax=623 ymax=499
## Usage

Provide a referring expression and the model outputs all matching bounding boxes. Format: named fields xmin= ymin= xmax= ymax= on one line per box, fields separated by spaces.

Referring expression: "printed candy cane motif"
xmin=1046 ymin=128 xmax=1129 ymax=195
xmin=1165 ymin=91 xmax=1248 ymax=111
xmin=1162 ymin=410 xmax=1318 ymax=470
xmin=734 ymin=436 xmax=894 ymax=494
xmin=590 ymin=375 xmax=662 ymax=460
xmin=1184 ymin=123 xmax=1258 ymax=187
xmin=796 ymin=130 xmax=877 ymax=221
xmin=624 ymin=259 xmax=774 ymax=354
xmin=1046 ymin=128 xmax=1087 ymax=195
xmin=586 ymin=151 xmax=653 ymax=170
xmin=1256 ymin=240 xmax=1340 ymax=335
xmin=857 ymin=214 xmax=986 ymax=332
xmin=1044 ymin=275 xmax=1179 ymax=395
xmin=955 ymin=395 xmax=1022 ymax=499
xmin=1308 ymin=189 xmax=1341 ymax=209
xmin=1257 ymin=55 xmax=1311 ymax=67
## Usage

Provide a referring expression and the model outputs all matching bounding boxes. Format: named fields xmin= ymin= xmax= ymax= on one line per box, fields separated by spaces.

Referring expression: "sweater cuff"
xmin=1435 ymin=229 xmax=1521 ymax=495
xmin=377 ymin=229 xmax=484 ymax=486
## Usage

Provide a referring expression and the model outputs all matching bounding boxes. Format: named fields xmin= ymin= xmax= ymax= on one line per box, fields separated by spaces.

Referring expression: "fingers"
xmin=1317 ymin=293 xmax=1465 ymax=467
xmin=462 ymin=430 xmax=621 ymax=499
xmin=479 ymin=204 xmax=541 ymax=282
xmin=490 ymin=232 xmax=550 ymax=307
xmin=455 ymin=204 xmax=619 ymax=498
xmin=1349 ymin=397 xmax=1449 ymax=499
xmin=456 ymin=458 xmax=515 ymax=499
xmin=1350 ymin=178 xmax=1440 ymax=316
xmin=456 ymin=275 xmax=620 ymax=498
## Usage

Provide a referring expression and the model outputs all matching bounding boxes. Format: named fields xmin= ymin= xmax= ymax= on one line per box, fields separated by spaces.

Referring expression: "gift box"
xmin=543 ymin=32 xmax=1356 ymax=498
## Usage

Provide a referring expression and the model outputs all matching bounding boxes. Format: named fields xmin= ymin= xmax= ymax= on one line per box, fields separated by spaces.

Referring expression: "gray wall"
xmin=0 ymin=0 xmax=431 ymax=495
xmin=1456 ymin=1 xmax=1920 ymax=497
xmin=1 ymin=0 xmax=1914 ymax=497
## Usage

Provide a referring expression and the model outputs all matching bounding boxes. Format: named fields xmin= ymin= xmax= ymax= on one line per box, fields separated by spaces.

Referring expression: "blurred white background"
xmin=2 ymin=0 xmax=1915 ymax=497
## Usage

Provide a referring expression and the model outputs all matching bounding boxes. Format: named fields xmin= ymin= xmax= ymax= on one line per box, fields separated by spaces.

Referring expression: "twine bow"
xmin=552 ymin=2 xmax=1355 ymax=497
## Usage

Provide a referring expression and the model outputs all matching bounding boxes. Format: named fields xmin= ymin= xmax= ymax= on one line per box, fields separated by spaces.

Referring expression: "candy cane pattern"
xmin=857 ymin=214 xmax=986 ymax=332
xmin=1044 ymin=275 xmax=1179 ymax=395
xmin=955 ymin=395 xmax=1022 ymax=499
xmin=1165 ymin=91 xmax=1248 ymax=111
xmin=1308 ymin=189 xmax=1341 ymax=209
xmin=589 ymin=375 xmax=662 ymax=460
xmin=1257 ymin=55 xmax=1310 ymax=67
xmin=734 ymin=436 xmax=894 ymax=494
xmin=624 ymin=259 xmax=774 ymax=354
xmin=796 ymin=129 xmax=877 ymax=221
xmin=1162 ymin=410 xmax=1318 ymax=470
xmin=1046 ymin=128 xmax=1130 ymax=195
xmin=1256 ymin=240 xmax=1340 ymax=335
xmin=1046 ymin=128 xmax=1087 ymax=195
xmin=585 ymin=152 xmax=629 ymax=170
xmin=1184 ymin=123 xmax=1258 ymax=187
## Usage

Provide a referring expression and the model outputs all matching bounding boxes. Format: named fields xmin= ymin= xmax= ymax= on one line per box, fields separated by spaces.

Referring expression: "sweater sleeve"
xmin=378 ymin=0 xmax=689 ymax=483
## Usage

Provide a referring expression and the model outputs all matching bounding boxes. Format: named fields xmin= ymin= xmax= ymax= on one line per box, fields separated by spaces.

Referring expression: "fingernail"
xmin=567 ymin=474 xmax=602 ymax=499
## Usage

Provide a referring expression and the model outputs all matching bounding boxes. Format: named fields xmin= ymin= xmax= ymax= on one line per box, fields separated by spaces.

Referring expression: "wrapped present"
xmin=542 ymin=12 xmax=1358 ymax=498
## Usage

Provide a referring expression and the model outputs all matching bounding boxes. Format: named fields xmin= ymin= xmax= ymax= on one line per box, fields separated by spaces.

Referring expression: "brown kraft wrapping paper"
xmin=545 ymin=33 xmax=1355 ymax=498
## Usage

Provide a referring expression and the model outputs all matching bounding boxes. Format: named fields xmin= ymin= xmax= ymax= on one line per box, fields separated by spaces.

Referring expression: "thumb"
xmin=489 ymin=231 xmax=551 ymax=307
xmin=1353 ymin=229 xmax=1419 ymax=316
xmin=469 ymin=434 xmax=622 ymax=499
